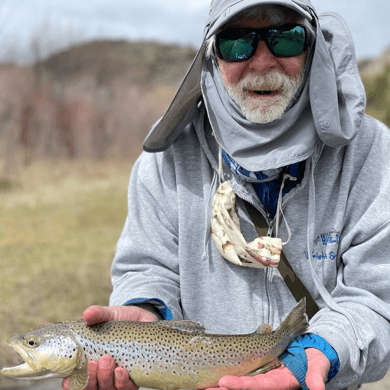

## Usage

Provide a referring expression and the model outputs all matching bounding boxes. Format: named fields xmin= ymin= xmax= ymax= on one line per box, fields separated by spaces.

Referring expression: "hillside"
xmin=42 ymin=39 xmax=197 ymax=87
xmin=1 ymin=38 xmax=390 ymax=174
xmin=0 ymin=40 xmax=197 ymax=172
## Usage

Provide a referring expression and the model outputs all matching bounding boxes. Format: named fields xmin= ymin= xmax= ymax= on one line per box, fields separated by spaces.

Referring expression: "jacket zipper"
xmin=235 ymin=191 xmax=273 ymax=324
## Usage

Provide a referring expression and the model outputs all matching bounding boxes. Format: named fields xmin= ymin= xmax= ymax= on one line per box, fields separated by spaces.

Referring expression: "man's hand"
xmin=62 ymin=304 xmax=159 ymax=390
xmin=206 ymin=348 xmax=330 ymax=390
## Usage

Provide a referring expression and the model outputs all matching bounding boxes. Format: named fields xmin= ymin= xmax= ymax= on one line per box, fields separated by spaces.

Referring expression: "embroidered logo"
xmin=304 ymin=232 xmax=339 ymax=261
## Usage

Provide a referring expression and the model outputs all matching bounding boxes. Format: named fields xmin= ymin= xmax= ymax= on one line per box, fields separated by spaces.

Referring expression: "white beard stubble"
xmin=222 ymin=70 xmax=304 ymax=124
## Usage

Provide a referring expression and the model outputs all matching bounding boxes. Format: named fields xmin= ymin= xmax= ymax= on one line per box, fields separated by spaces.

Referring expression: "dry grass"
xmin=0 ymin=158 xmax=134 ymax=386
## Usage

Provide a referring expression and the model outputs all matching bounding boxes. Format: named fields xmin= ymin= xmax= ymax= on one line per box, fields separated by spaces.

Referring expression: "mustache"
xmin=221 ymin=69 xmax=304 ymax=124
xmin=237 ymin=70 xmax=301 ymax=92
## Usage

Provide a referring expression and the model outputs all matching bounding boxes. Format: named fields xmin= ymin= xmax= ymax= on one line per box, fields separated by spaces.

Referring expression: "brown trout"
xmin=1 ymin=298 xmax=308 ymax=390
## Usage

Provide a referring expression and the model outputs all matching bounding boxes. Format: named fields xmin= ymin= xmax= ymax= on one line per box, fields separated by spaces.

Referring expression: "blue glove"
xmin=280 ymin=333 xmax=340 ymax=389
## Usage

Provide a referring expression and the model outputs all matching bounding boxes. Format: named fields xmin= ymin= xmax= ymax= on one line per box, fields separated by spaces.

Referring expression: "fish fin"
xmin=246 ymin=358 xmax=282 ymax=376
xmin=68 ymin=364 xmax=89 ymax=390
xmin=157 ymin=320 xmax=205 ymax=333
xmin=276 ymin=298 xmax=309 ymax=340
xmin=34 ymin=319 xmax=83 ymax=330
xmin=255 ymin=323 xmax=273 ymax=334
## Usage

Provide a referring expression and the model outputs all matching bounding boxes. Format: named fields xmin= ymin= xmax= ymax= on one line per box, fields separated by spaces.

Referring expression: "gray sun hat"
xmin=143 ymin=0 xmax=365 ymax=155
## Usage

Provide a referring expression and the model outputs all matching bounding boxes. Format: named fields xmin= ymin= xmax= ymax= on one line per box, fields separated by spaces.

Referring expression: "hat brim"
xmin=143 ymin=0 xmax=314 ymax=153
xmin=143 ymin=42 xmax=205 ymax=152
xmin=206 ymin=0 xmax=313 ymax=38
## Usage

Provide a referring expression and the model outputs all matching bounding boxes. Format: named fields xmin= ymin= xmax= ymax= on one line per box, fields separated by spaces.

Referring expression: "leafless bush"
xmin=0 ymin=65 xmax=33 ymax=174
xmin=103 ymin=82 xmax=174 ymax=159
xmin=0 ymin=39 xmax=191 ymax=174
xmin=0 ymin=68 xmax=173 ymax=168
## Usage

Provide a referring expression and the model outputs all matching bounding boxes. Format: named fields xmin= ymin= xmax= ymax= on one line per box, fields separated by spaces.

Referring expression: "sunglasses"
xmin=215 ymin=24 xmax=310 ymax=62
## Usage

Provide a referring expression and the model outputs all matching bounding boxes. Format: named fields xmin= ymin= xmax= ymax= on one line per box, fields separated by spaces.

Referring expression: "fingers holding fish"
xmin=82 ymin=305 xmax=159 ymax=326
xmin=114 ymin=366 xmax=138 ymax=390
xmin=96 ymin=355 xmax=116 ymax=390
xmin=74 ymin=356 xmax=137 ymax=390
xmin=62 ymin=375 xmax=71 ymax=390
xmin=82 ymin=306 xmax=114 ymax=325
xmin=305 ymin=348 xmax=329 ymax=390
xmin=215 ymin=365 xmax=300 ymax=390
xmin=62 ymin=361 xmax=98 ymax=390
xmin=213 ymin=348 xmax=329 ymax=390
xmin=85 ymin=361 xmax=99 ymax=390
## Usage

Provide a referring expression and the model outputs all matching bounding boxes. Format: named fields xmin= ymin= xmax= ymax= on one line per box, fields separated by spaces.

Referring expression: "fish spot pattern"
xmin=67 ymin=321 xmax=281 ymax=379
xmin=4 ymin=300 xmax=307 ymax=390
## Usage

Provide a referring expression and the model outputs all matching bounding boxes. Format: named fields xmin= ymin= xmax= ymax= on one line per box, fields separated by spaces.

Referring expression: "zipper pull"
xmin=267 ymin=222 xmax=273 ymax=237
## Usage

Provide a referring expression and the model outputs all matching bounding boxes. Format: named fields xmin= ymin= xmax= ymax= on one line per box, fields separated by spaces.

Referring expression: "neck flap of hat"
xmin=143 ymin=0 xmax=366 ymax=158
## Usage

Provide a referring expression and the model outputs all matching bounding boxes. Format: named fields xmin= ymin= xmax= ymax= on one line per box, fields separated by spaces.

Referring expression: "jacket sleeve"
xmin=308 ymin=119 xmax=390 ymax=388
xmin=109 ymin=151 xmax=182 ymax=320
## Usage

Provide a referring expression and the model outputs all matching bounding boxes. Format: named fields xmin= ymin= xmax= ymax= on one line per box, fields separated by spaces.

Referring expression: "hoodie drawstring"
xmin=218 ymin=145 xmax=223 ymax=185
xmin=305 ymin=157 xmax=364 ymax=349
xmin=202 ymin=149 xmax=222 ymax=261
xmin=276 ymin=173 xmax=296 ymax=244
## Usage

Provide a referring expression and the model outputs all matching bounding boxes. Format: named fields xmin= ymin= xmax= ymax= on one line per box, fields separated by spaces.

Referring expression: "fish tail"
xmin=277 ymin=298 xmax=309 ymax=340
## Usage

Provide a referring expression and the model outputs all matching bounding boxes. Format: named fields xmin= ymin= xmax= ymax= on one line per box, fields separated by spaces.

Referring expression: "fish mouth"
xmin=0 ymin=338 xmax=52 ymax=379
xmin=0 ymin=362 xmax=52 ymax=379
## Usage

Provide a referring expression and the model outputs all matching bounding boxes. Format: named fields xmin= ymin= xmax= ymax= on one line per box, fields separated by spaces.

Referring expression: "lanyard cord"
xmin=276 ymin=173 xmax=296 ymax=244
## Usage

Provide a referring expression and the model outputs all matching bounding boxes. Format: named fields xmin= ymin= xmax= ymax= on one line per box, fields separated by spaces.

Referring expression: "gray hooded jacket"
xmin=110 ymin=0 xmax=390 ymax=388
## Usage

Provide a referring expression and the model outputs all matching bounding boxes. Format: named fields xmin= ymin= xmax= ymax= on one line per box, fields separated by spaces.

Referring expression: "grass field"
xmin=0 ymin=158 xmax=134 ymax=387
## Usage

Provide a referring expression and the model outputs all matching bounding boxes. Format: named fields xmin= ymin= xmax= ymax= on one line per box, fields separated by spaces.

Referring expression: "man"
xmin=63 ymin=1 xmax=390 ymax=389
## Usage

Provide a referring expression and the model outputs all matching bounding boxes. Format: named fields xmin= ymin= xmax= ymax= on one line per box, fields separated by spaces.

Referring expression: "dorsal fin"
xmin=255 ymin=323 xmax=273 ymax=334
xmin=157 ymin=320 xmax=205 ymax=333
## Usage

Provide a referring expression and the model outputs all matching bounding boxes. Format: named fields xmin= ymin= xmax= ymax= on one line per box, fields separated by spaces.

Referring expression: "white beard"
xmin=222 ymin=70 xmax=304 ymax=124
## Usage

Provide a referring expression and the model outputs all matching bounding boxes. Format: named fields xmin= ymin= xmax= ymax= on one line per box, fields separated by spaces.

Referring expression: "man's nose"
xmin=247 ymin=40 xmax=279 ymax=73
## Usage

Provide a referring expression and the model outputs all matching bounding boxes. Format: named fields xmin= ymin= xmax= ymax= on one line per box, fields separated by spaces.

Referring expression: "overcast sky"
xmin=0 ymin=0 xmax=389 ymax=63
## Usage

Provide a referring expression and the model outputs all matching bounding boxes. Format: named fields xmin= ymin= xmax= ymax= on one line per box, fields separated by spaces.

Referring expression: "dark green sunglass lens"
xmin=218 ymin=33 xmax=256 ymax=61
xmin=268 ymin=26 xmax=305 ymax=56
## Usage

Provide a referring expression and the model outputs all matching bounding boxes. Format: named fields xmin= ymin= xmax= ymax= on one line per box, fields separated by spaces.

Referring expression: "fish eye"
xmin=25 ymin=335 xmax=40 ymax=348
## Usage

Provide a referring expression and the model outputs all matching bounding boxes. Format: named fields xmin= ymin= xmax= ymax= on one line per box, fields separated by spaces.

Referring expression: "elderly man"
xmin=63 ymin=0 xmax=390 ymax=389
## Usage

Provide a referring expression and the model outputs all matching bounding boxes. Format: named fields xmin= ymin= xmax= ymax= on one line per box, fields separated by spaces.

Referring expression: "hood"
xmin=143 ymin=0 xmax=366 ymax=156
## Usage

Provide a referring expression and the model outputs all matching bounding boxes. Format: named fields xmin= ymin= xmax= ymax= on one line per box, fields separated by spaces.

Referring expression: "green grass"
xmin=0 ymin=159 xmax=133 ymax=384
xmin=361 ymin=64 xmax=390 ymax=127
